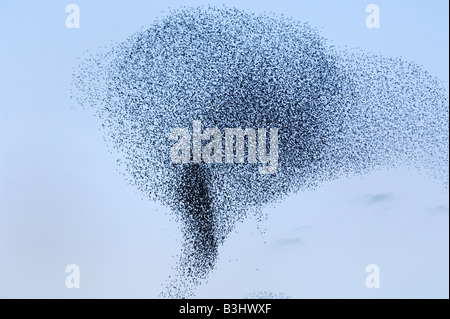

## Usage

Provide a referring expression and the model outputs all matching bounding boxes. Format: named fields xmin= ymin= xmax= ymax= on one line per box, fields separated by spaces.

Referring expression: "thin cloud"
xmin=275 ymin=236 xmax=303 ymax=246
xmin=245 ymin=291 xmax=291 ymax=299
xmin=368 ymin=193 xmax=395 ymax=204
xmin=428 ymin=205 xmax=449 ymax=214
xmin=353 ymin=192 xmax=395 ymax=204
xmin=293 ymin=225 xmax=312 ymax=232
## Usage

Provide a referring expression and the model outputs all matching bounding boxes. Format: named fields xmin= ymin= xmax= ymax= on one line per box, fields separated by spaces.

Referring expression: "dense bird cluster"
xmin=72 ymin=6 xmax=449 ymax=297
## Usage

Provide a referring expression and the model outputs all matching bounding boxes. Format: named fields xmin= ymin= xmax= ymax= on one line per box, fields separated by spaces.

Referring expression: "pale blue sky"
xmin=0 ymin=0 xmax=448 ymax=298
